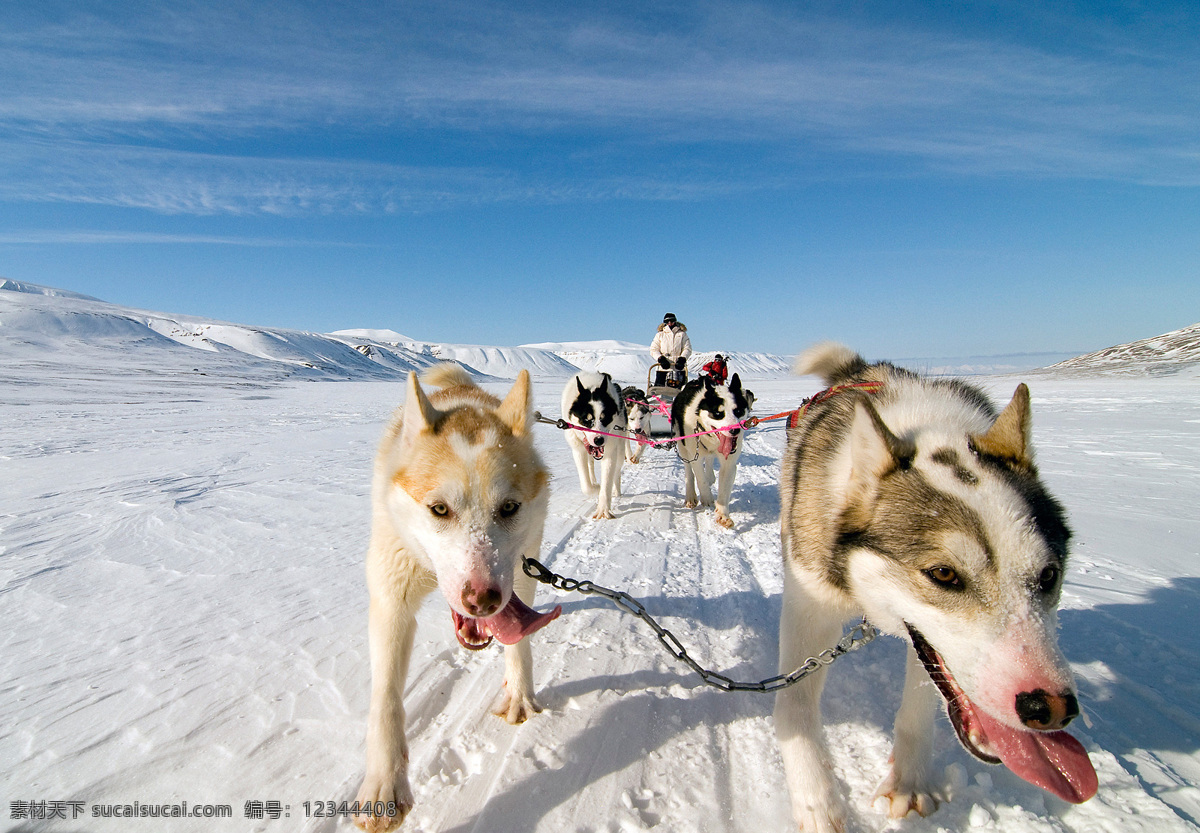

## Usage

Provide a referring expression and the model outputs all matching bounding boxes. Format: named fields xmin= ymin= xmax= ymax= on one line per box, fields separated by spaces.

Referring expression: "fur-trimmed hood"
xmin=657 ymin=321 xmax=687 ymax=333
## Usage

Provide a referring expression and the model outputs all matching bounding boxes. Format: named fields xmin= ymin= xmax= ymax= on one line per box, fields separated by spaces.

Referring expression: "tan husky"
xmin=353 ymin=364 xmax=560 ymax=832
xmin=775 ymin=343 xmax=1096 ymax=832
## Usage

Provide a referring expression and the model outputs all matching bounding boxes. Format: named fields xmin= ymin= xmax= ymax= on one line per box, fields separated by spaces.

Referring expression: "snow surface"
xmin=3 ymin=283 xmax=1199 ymax=833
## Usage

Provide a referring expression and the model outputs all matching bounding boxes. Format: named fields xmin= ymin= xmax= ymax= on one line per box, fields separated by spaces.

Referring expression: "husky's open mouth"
xmin=451 ymin=595 xmax=562 ymax=651
xmin=906 ymin=624 xmax=1097 ymax=804
xmin=587 ymin=443 xmax=604 ymax=460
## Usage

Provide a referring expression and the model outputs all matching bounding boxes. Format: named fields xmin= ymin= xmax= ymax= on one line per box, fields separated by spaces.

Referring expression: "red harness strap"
xmin=786 ymin=381 xmax=884 ymax=429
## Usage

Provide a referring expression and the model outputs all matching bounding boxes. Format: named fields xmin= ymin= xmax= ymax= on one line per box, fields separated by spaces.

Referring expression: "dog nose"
xmin=461 ymin=581 xmax=502 ymax=617
xmin=594 ymin=436 xmax=604 ymax=446
xmin=1015 ymin=689 xmax=1079 ymax=731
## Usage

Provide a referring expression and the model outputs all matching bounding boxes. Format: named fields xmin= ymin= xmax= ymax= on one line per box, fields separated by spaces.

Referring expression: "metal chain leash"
xmin=522 ymin=556 xmax=878 ymax=693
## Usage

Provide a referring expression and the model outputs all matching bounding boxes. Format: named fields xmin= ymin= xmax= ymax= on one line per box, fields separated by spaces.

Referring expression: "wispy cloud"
xmin=0 ymin=230 xmax=362 ymax=246
xmin=3 ymin=0 xmax=1198 ymax=216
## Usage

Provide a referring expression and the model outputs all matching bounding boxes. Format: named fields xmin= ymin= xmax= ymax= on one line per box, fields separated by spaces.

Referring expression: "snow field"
xmin=1 ymin=374 xmax=1198 ymax=833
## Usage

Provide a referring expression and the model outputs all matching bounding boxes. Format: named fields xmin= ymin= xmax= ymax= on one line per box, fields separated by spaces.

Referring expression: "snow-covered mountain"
xmin=0 ymin=280 xmax=789 ymax=387
xmin=1044 ymin=321 xmax=1200 ymax=376
xmin=3 ymin=279 xmax=1197 ymax=383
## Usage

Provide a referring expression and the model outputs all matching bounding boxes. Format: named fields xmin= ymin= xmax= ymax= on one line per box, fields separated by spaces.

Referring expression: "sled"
xmin=644 ymin=366 xmax=687 ymax=440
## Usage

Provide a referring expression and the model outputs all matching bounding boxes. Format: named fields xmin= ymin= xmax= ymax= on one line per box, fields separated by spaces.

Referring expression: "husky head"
xmin=621 ymin=386 xmax=651 ymax=438
xmin=563 ymin=372 xmax=626 ymax=460
xmin=387 ymin=370 xmax=556 ymax=650
xmin=837 ymin=383 xmax=1096 ymax=803
xmin=674 ymin=373 xmax=753 ymax=458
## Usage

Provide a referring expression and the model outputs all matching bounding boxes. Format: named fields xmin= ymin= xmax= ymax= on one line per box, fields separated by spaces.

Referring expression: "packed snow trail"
xmin=1 ymin=376 xmax=1197 ymax=833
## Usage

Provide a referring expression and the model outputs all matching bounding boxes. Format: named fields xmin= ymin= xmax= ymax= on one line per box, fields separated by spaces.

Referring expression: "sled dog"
xmin=775 ymin=343 xmax=1097 ymax=832
xmin=561 ymin=371 xmax=628 ymax=519
xmin=670 ymin=373 xmax=753 ymax=529
xmin=621 ymin=386 xmax=652 ymax=464
xmin=354 ymin=364 xmax=561 ymax=833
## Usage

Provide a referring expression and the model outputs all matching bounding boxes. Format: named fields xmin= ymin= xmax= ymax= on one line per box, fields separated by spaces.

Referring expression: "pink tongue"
xmin=974 ymin=709 xmax=1098 ymax=803
xmin=480 ymin=594 xmax=562 ymax=645
xmin=718 ymin=433 xmax=735 ymax=458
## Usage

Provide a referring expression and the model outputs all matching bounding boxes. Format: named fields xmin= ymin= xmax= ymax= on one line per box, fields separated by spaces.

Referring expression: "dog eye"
xmin=1038 ymin=564 xmax=1059 ymax=593
xmin=498 ymin=500 xmax=521 ymax=518
xmin=429 ymin=503 xmax=450 ymax=517
xmin=925 ymin=566 xmax=961 ymax=588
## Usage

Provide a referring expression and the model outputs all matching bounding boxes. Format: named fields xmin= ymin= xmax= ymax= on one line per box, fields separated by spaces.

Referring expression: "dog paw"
xmin=353 ymin=773 xmax=414 ymax=832
xmin=492 ymin=686 xmax=543 ymax=724
xmin=592 ymin=509 xmax=615 ymax=520
xmin=793 ymin=806 xmax=847 ymax=833
xmin=873 ymin=772 xmax=939 ymax=819
xmin=714 ymin=512 xmax=734 ymax=529
xmin=684 ymin=499 xmax=699 ymax=509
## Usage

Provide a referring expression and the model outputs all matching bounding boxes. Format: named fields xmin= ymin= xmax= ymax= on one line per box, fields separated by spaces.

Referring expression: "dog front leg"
xmin=696 ymin=456 xmax=716 ymax=507
xmin=682 ymin=448 xmax=700 ymax=508
xmin=569 ymin=439 xmax=599 ymax=495
xmin=492 ymin=568 xmax=545 ymax=723
xmin=775 ymin=570 xmax=849 ymax=833
xmin=355 ymin=588 xmax=424 ymax=832
xmin=713 ymin=456 xmax=737 ymax=529
xmin=874 ymin=643 xmax=940 ymax=818
xmin=593 ymin=452 xmax=622 ymax=519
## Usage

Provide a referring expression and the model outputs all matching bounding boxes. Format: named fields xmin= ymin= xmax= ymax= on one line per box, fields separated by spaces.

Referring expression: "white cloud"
xmin=2 ymin=0 xmax=1198 ymax=215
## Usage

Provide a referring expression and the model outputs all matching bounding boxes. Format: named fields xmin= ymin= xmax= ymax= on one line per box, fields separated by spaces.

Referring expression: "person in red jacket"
xmin=701 ymin=353 xmax=728 ymax=384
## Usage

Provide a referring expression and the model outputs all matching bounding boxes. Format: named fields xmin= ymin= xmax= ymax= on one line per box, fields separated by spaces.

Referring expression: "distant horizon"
xmin=2 ymin=1 xmax=1198 ymax=358
xmin=2 ymin=276 xmax=1162 ymax=374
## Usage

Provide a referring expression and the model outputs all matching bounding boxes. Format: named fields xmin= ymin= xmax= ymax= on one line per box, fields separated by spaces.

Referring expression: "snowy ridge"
xmin=0 ymin=282 xmax=792 ymax=389
xmin=0 ymin=277 xmax=101 ymax=301
xmin=1045 ymin=322 xmax=1200 ymax=376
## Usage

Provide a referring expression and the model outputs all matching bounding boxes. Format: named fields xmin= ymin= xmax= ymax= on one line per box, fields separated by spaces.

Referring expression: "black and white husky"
xmin=775 ymin=343 xmax=1097 ymax=832
xmin=561 ymin=371 xmax=628 ymax=520
xmin=621 ymin=386 xmax=652 ymax=464
xmin=670 ymin=373 xmax=752 ymax=529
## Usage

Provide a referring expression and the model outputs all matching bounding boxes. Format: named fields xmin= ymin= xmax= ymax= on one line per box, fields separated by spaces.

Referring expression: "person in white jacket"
xmin=650 ymin=312 xmax=692 ymax=387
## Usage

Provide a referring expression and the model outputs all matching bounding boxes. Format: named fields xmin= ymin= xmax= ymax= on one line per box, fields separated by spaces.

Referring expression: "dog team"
xmin=352 ymin=319 xmax=1097 ymax=831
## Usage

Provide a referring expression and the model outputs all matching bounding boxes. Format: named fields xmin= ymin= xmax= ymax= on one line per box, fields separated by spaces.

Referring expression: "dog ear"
xmin=971 ymin=383 xmax=1033 ymax=468
xmin=847 ymin=400 xmax=915 ymax=506
xmin=400 ymin=371 xmax=441 ymax=450
xmin=729 ymin=373 xmax=741 ymax=391
xmin=498 ymin=369 xmax=533 ymax=436
xmin=577 ymin=376 xmax=587 ymax=395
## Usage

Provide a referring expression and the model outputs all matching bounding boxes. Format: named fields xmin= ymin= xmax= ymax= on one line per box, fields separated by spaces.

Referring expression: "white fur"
xmin=354 ymin=368 xmax=549 ymax=832
xmin=674 ymin=379 xmax=749 ymax=529
xmin=625 ymin=399 xmax=652 ymax=464
xmin=777 ymin=360 xmax=1082 ymax=829
xmin=561 ymin=372 xmax=628 ymax=520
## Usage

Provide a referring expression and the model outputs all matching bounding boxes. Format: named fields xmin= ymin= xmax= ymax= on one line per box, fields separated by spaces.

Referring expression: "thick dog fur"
xmin=354 ymin=364 xmax=560 ymax=832
xmin=562 ymin=371 xmax=628 ymax=519
xmin=670 ymin=373 xmax=753 ymax=529
xmin=621 ymin=386 xmax=652 ymax=464
xmin=775 ymin=343 xmax=1096 ymax=832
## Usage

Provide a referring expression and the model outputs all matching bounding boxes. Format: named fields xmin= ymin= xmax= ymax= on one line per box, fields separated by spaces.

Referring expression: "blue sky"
xmin=2 ymin=0 xmax=1197 ymax=358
